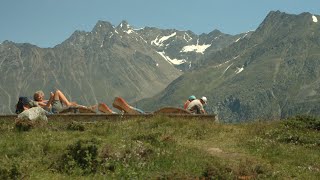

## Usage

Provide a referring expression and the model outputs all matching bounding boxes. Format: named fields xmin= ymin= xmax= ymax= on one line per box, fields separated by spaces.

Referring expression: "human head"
xmin=188 ymin=95 xmax=196 ymax=101
xmin=200 ymin=96 xmax=207 ymax=105
xmin=16 ymin=97 xmax=32 ymax=114
xmin=34 ymin=90 xmax=45 ymax=101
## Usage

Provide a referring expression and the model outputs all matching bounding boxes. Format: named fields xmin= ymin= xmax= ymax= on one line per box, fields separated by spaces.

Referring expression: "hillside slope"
xmin=138 ymin=11 xmax=320 ymax=122
xmin=0 ymin=115 xmax=319 ymax=179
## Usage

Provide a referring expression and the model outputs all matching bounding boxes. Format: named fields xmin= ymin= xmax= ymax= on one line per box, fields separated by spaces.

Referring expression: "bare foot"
xmin=98 ymin=103 xmax=113 ymax=114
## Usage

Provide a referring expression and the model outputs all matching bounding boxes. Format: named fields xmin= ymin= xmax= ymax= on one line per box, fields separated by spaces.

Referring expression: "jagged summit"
xmin=116 ymin=20 xmax=135 ymax=34
xmin=259 ymin=11 xmax=316 ymax=29
xmin=207 ymin=29 xmax=222 ymax=36
xmin=116 ymin=20 xmax=132 ymax=30
xmin=92 ymin=20 xmax=114 ymax=33
xmin=250 ymin=10 xmax=320 ymax=45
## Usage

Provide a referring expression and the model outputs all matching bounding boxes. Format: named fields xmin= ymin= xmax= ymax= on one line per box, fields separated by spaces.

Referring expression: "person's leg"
xmin=98 ymin=103 xmax=115 ymax=114
xmin=195 ymin=106 xmax=201 ymax=114
xmin=112 ymin=97 xmax=143 ymax=114
xmin=53 ymin=90 xmax=77 ymax=106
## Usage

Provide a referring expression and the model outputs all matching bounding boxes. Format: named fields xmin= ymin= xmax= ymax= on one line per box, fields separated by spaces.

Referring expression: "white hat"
xmin=200 ymin=96 xmax=207 ymax=104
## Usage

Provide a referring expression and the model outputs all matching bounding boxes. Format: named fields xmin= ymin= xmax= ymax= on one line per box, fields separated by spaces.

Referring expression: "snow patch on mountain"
xmin=151 ymin=32 xmax=177 ymax=46
xmin=134 ymin=28 xmax=144 ymax=31
xmin=124 ymin=29 xmax=134 ymax=34
xmin=235 ymin=33 xmax=248 ymax=42
xmin=183 ymin=33 xmax=192 ymax=42
xmin=100 ymin=40 xmax=104 ymax=48
xmin=180 ymin=39 xmax=211 ymax=54
xmin=157 ymin=51 xmax=186 ymax=65
xmin=312 ymin=15 xmax=318 ymax=23
xmin=118 ymin=22 xmax=135 ymax=34
xmin=223 ymin=63 xmax=233 ymax=75
xmin=214 ymin=35 xmax=221 ymax=40
xmin=235 ymin=66 xmax=244 ymax=74
xmin=235 ymin=37 xmax=241 ymax=42
xmin=213 ymin=55 xmax=240 ymax=68
xmin=139 ymin=36 xmax=148 ymax=43
xmin=120 ymin=22 xmax=131 ymax=29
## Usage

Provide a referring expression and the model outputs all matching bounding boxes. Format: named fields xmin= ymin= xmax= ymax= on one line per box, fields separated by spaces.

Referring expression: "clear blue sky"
xmin=1 ymin=0 xmax=319 ymax=48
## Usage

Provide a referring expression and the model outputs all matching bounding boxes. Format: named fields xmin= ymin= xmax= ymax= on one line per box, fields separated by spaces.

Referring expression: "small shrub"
xmin=262 ymin=115 xmax=320 ymax=147
xmin=14 ymin=117 xmax=48 ymax=132
xmin=66 ymin=121 xmax=85 ymax=131
xmin=0 ymin=164 xmax=22 ymax=180
xmin=201 ymin=165 xmax=230 ymax=179
xmin=54 ymin=139 xmax=99 ymax=174
xmin=285 ymin=115 xmax=320 ymax=130
xmin=14 ymin=118 xmax=33 ymax=131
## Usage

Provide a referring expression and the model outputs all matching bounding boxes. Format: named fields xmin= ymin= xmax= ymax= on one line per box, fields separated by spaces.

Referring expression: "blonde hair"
xmin=34 ymin=90 xmax=44 ymax=101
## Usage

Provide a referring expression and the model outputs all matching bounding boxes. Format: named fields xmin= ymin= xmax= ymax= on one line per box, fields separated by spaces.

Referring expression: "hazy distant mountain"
xmin=138 ymin=11 xmax=320 ymax=122
xmin=0 ymin=20 xmax=240 ymax=114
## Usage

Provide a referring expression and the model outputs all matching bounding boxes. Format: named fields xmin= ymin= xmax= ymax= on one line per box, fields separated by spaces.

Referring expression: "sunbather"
xmin=96 ymin=97 xmax=145 ymax=114
xmin=112 ymin=96 xmax=145 ymax=114
xmin=34 ymin=89 xmax=79 ymax=113
xmin=33 ymin=90 xmax=144 ymax=114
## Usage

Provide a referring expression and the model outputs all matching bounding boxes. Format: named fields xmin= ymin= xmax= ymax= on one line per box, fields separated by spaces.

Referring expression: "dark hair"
xmin=15 ymin=97 xmax=32 ymax=114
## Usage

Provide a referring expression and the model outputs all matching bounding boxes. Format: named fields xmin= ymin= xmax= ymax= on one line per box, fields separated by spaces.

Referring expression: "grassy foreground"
xmin=0 ymin=115 xmax=319 ymax=179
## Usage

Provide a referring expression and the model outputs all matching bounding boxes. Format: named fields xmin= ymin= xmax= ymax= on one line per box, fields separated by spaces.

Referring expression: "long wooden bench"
xmin=0 ymin=113 xmax=217 ymax=122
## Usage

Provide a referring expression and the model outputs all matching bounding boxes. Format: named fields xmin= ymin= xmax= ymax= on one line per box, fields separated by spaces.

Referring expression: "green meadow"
xmin=0 ymin=115 xmax=319 ymax=179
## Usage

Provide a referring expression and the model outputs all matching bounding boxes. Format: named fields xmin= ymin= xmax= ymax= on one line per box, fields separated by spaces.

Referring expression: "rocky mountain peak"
xmin=260 ymin=11 xmax=315 ymax=28
xmin=92 ymin=20 xmax=114 ymax=34
xmin=251 ymin=11 xmax=319 ymax=45
xmin=117 ymin=20 xmax=130 ymax=29
xmin=116 ymin=20 xmax=135 ymax=34
xmin=208 ymin=29 xmax=222 ymax=36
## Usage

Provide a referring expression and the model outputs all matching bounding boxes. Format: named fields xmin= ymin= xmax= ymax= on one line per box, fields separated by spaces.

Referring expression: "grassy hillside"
xmin=0 ymin=115 xmax=319 ymax=179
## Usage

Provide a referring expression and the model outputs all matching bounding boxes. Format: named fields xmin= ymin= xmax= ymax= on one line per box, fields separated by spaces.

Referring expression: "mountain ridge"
xmin=137 ymin=11 xmax=320 ymax=122
xmin=0 ymin=19 xmax=241 ymax=114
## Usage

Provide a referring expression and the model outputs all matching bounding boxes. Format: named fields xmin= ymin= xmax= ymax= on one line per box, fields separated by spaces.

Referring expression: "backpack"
xmin=15 ymin=97 xmax=37 ymax=114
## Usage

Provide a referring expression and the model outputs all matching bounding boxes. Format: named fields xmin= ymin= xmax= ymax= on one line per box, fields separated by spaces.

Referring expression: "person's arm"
xmin=37 ymin=101 xmax=51 ymax=108
xmin=200 ymin=105 xmax=207 ymax=114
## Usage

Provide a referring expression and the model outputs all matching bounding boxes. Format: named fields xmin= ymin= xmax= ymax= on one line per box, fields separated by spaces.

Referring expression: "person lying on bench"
xmin=34 ymin=89 xmax=81 ymax=113
xmin=89 ymin=96 xmax=145 ymax=114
